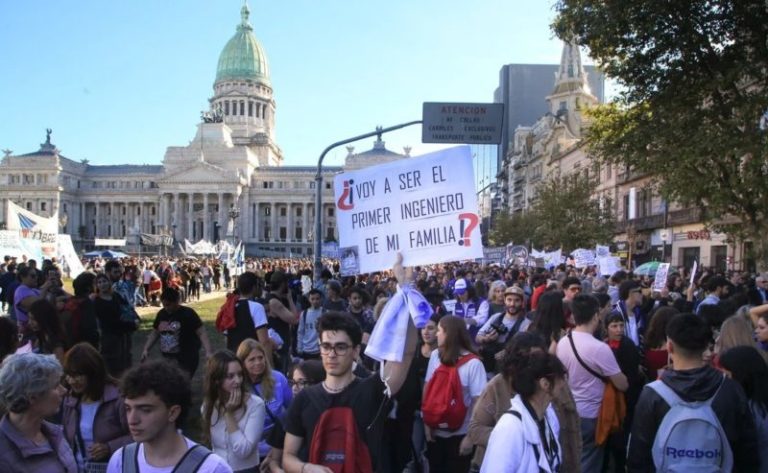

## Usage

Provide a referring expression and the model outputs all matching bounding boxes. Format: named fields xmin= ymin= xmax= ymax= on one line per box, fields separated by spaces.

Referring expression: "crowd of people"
xmin=1 ymin=251 xmax=768 ymax=472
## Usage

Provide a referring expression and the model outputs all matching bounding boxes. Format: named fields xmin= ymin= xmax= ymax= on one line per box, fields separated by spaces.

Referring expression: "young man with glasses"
xmin=283 ymin=264 xmax=418 ymax=472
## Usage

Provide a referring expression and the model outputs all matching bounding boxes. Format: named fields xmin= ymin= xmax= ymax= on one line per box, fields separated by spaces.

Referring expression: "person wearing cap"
xmin=476 ymin=286 xmax=531 ymax=374
xmin=452 ymin=278 xmax=490 ymax=340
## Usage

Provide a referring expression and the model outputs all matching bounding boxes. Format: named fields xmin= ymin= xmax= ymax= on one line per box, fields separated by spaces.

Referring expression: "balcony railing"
xmin=668 ymin=207 xmax=701 ymax=225
xmin=615 ymin=213 xmax=665 ymax=232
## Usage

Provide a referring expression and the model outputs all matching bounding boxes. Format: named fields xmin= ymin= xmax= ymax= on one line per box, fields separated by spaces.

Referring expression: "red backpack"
xmin=215 ymin=292 xmax=239 ymax=332
xmin=422 ymin=354 xmax=479 ymax=430
xmin=309 ymin=406 xmax=373 ymax=473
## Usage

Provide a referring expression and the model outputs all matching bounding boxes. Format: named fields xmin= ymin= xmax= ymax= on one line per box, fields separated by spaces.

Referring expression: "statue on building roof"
xmin=46 ymin=128 xmax=52 ymax=145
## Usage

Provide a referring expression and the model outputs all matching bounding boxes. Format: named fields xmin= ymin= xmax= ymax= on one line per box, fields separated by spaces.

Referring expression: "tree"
xmin=489 ymin=211 xmax=540 ymax=247
xmin=553 ymin=0 xmax=768 ymax=258
xmin=529 ymin=173 xmax=615 ymax=250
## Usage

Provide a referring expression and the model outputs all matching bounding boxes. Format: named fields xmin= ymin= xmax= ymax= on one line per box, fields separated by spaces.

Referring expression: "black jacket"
xmin=627 ymin=365 xmax=758 ymax=473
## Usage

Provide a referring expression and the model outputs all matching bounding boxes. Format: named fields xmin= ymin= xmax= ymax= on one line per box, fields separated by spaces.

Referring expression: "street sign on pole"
xmin=422 ymin=102 xmax=504 ymax=144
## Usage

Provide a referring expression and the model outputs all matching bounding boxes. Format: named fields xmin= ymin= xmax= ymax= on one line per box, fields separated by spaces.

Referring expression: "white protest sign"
xmin=544 ymin=249 xmax=562 ymax=269
xmin=598 ymin=256 xmax=623 ymax=276
xmin=690 ymin=260 xmax=698 ymax=287
xmin=572 ymin=248 xmax=596 ymax=268
xmin=57 ymin=234 xmax=85 ymax=279
xmin=334 ymin=146 xmax=483 ymax=274
xmin=653 ymin=263 xmax=671 ymax=292
xmin=443 ymin=299 xmax=457 ymax=314
xmin=595 ymin=245 xmax=611 ymax=258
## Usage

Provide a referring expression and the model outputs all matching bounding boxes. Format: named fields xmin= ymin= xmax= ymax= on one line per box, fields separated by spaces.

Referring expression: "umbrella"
xmin=634 ymin=261 xmax=661 ymax=277
xmin=84 ymin=250 xmax=129 ymax=259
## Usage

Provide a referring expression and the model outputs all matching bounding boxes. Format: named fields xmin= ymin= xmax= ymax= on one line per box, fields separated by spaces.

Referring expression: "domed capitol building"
xmin=0 ymin=4 xmax=410 ymax=256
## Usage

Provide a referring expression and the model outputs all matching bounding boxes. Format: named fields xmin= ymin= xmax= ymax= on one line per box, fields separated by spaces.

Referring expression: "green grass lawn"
xmin=134 ymin=295 xmax=227 ymax=442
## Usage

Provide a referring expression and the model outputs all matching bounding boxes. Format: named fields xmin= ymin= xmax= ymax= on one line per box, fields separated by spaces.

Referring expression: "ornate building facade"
xmin=0 ymin=4 xmax=409 ymax=257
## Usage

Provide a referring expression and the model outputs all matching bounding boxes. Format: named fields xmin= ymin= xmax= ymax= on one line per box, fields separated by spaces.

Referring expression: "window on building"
xmin=137 ymin=207 xmax=141 ymax=215
xmin=325 ymin=182 xmax=332 ymax=190
xmin=623 ymin=194 xmax=630 ymax=220
xmin=248 ymin=102 xmax=253 ymax=117
xmin=151 ymin=206 xmax=156 ymax=216
xmin=122 ymin=206 xmax=126 ymax=215
xmin=295 ymin=227 xmax=302 ymax=240
xmin=327 ymin=207 xmax=334 ymax=217
xmin=264 ymin=206 xmax=271 ymax=216
xmin=280 ymin=207 xmax=287 ymax=217
xmin=296 ymin=207 xmax=302 ymax=217
xmin=309 ymin=182 xmax=316 ymax=189
xmin=63 ymin=203 xmax=67 ymax=212
xmin=224 ymin=101 xmax=230 ymax=115
xmin=264 ymin=227 xmax=271 ymax=240
xmin=26 ymin=202 xmax=32 ymax=210
xmin=41 ymin=202 xmax=47 ymax=211
xmin=326 ymin=226 xmax=335 ymax=240
xmin=240 ymin=101 xmax=245 ymax=116
xmin=77 ymin=180 xmax=81 ymax=189
xmin=279 ymin=227 xmax=287 ymax=240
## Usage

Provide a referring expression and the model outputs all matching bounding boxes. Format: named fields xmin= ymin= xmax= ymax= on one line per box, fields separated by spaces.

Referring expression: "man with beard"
xmin=476 ymin=286 xmax=531 ymax=373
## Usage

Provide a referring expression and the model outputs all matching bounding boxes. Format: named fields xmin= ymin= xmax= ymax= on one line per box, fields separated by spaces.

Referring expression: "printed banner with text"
xmin=334 ymin=146 xmax=483 ymax=274
xmin=6 ymin=200 xmax=58 ymax=258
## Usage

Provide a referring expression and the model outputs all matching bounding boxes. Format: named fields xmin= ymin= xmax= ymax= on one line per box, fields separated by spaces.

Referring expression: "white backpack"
xmin=648 ymin=376 xmax=733 ymax=472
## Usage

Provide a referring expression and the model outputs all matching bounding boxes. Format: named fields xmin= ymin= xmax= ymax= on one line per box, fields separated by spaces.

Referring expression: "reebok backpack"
xmin=309 ymin=406 xmax=373 ymax=473
xmin=648 ymin=377 xmax=733 ymax=473
xmin=422 ymin=354 xmax=479 ymax=430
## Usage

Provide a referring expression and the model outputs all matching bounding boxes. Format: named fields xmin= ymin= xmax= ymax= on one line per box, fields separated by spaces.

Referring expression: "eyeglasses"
xmin=288 ymin=379 xmax=311 ymax=387
xmin=319 ymin=342 xmax=352 ymax=356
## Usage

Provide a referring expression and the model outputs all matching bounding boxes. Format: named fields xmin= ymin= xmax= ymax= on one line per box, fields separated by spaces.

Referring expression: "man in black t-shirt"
xmin=140 ymin=287 xmax=212 ymax=377
xmin=283 ymin=257 xmax=418 ymax=473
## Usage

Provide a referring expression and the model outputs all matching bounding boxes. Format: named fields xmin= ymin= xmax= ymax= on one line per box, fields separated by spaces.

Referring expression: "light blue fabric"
xmin=365 ymin=284 xmax=431 ymax=363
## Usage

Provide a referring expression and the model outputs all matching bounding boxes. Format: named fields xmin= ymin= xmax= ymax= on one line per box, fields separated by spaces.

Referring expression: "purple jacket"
xmin=0 ymin=415 xmax=77 ymax=473
xmin=61 ymin=384 xmax=132 ymax=459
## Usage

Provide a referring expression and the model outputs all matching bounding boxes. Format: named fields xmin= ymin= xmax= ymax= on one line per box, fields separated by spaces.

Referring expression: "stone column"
xmin=253 ymin=203 xmax=259 ymax=241
xmin=287 ymin=203 xmax=294 ymax=243
xmin=173 ymin=193 xmax=180 ymax=239
xmin=240 ymin=190 xmax=249 ymax=242
xmin=270 ymin=203 xmax=277 ymax=242
xmin=217 ymin=193 xmax=226 ymax=241
xmin=302 ymin=203 xmax=309 ymax=242
xmin=203 ymin=193 xmax=210 ymax=241
xmin=187 ymin=193 xmax=195 ymax=241
xmin=109 ymin=202 xmax=115 ymax=237
xmin=94 ymin=203 xmax=100 ymax=238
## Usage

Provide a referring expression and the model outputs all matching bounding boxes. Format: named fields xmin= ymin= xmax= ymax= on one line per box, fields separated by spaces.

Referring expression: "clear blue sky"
xmin=0 ymin=0 xmax=586 ymax=170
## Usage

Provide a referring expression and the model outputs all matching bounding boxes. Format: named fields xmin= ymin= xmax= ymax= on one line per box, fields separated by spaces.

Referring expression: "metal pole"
xmin=313 ymin=120 xmax=422 ymax=282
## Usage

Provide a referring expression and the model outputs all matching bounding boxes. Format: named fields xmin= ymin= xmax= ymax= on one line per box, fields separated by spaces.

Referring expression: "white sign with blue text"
xmin=334 ymin=146 xmax=483 ymax=275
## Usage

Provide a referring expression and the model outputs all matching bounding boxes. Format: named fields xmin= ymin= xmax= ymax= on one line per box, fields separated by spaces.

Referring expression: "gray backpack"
xmin=121 ymin=442 xmax=211 ymax=473
xmin=648 ymin=377 xmax=733 ymax=472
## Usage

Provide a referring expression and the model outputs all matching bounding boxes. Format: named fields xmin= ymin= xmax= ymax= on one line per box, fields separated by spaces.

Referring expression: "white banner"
xmin=595 ymin=244 xmax=611 ymax=258
xmin=94 ymin=238 xmax=126 ymax=247
xmin=0 ymin=230 xmax=24 ymax=259
xmin=334 ymin=146 xmax=483 ymax=274
xmin=598 ymin=256 xmax=623 ymax=277
xmin=57 ymin=234 xmax=85 ymax=279
xmin=652 ymin=263 xmax=671 ymax=292
xmin=6 ymin=200 xmax=58 ymax=258
xmin=572 ymin=248 xmax=596 ymax=268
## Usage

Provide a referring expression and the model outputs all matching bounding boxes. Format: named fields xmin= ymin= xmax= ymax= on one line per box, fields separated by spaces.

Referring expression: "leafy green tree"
xmin=530 ymin=174 xmax=615 ymax=250
xmin=553 ymin=0 xmax=768 ymax=258
xmin=489 ymin=211 xmax=540 ymax=247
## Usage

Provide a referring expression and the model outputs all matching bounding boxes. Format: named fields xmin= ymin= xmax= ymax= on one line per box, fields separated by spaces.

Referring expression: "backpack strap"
xmin=649 ymin=375 xmax=726 ymax=408
xmin=455 ymin=353 xmax=479 ymax=369
xmin=171 ymin=444 xmax=212 ymax=473
xmin=121 ymin=443 xmax=140 ymax=473
xmin=566 ymin=331 xmax=608 ymax=382
xmin=504 ymin=410 xmax=545 ymax=473
xmin=508 ymin=314 xmax=526 ymax=338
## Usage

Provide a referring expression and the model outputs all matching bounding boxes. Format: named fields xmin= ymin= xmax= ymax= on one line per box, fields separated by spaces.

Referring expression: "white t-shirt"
xmin=77 ymin=401 xmax=101 ymax=467
xmin=107 ymin=437 xmax=232 ymax=473
xmin=425 ymin=350 xmax=487 ymax=437
xmin=246 ymin=300 xmax=268 ymax=328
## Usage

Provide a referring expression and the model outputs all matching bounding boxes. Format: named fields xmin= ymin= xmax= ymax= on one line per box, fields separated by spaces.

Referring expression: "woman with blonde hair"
xmin=716 ymin=315 xmax=768 ymax=365
xmin=487 ymin=280 xmax=507 ymax=316
xmin=202 ymin=349 xmax=265 ymax=473
xmin=236 ymin=339 xmax=292 ymax=460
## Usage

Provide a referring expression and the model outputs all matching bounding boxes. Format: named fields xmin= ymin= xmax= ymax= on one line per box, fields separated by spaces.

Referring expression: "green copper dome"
xmin=215 ymin=4 xmax=270 ymax=84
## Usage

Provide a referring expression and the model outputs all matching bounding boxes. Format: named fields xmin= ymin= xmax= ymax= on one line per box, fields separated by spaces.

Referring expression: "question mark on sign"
xmin=458 ymin=213 xmax=479 ymax=246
